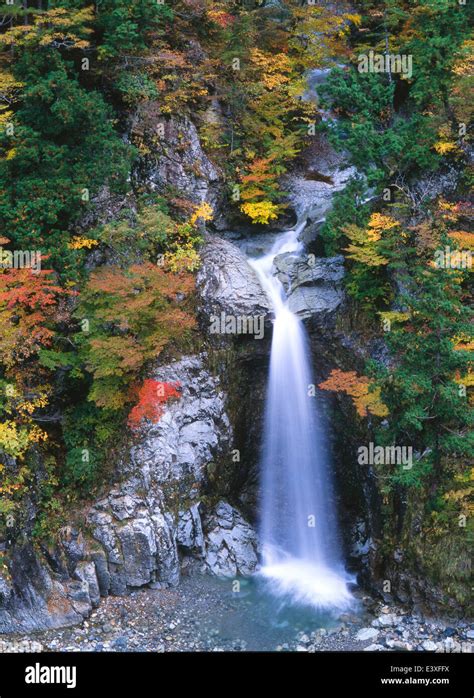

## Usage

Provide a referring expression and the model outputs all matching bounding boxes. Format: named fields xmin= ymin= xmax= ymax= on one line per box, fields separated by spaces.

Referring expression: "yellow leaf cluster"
xmin=0 ymin=6 xmax=94 ymax=49
xmin=379 ymin=311 xmax=410 ymax=326
xmin=449 ymin=231 xmax=474 ymax=251
xmin=367 ymin=213 xmax=398 ymax=241
xmin=0 ymin=110 xmax=13 ymax=131
xmin=68 ymin=236 xmax=99 ymax=250
xmin=344 ymin=14 xmax=362 ymax=27
xmin=240 ymin=201 xmax=279 ymax=225
xmin=189 ymin=202 xmax=213 ymax=226
xmin=434 ymin=141 xmax=459 ymax=155
xmin=443 ymin=486 xmax=474 ymax=515
xmin=0 ymin=421 xmax=31 ymax=458
xmin=451 ymin=39 xmax=474 ymax=77
xmin=343 ymin=223 xmax=389 ymax=266
xmin=0 ymin=70 xmax=24 ymax=95
xmin=250 ymin=49 xmax=292 ymax=90
xmin=15 ymin=393 xmax=49 ymax=417
xmin=453 ymin=334 xmax=474 ymax=351
xmin=164 ymin=248 xmax=201 ymax=273
xmin=438 ymin=200 xmax=457 ymax=211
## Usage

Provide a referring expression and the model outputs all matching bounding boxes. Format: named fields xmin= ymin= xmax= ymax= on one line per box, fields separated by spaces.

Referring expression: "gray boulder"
xmin=356 ymin=627 xmax=380 ymax=642
xmin=273 ymin=253 xmax=345 ymax=289
xmin=272 ymin=253 xmax=345 ymax=319
xmin=203 ymin=501 xmax=260 ymax=577
xmin=197 ymin=235 xmax=271 ymax=321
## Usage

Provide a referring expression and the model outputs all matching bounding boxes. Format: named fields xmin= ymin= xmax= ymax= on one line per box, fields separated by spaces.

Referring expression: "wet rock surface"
xmin=273 ymin=253 xmax=346 ymax=319
xmin=197 ymin=234 xmax=271 ymax=321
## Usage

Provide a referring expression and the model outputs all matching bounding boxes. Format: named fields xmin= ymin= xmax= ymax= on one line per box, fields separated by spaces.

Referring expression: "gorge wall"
xmin=0 ymin=98 xmax=468 ymax=632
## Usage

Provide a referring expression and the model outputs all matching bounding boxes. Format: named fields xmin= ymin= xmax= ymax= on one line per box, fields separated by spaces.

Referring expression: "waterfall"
xmin=249 ymin=225 xmax=354 ymax=610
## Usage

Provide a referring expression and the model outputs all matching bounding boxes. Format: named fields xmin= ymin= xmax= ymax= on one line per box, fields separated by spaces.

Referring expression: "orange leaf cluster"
xmin=0 ymin=269 xmax=73 ymax=369
xmin=448 ymin=230 xmax=474 ymax=251
xmin=319 ymin=369 xmax=388 ymax=418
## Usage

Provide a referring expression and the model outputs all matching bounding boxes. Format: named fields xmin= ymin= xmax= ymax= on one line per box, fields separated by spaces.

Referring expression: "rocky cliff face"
xmin=0 ymin=353 xmax=259 ymax=632
xmin=131 ymin=109 xmax=221 ymax=207
xmin=0 ymin=106 xmax=376 ymax=632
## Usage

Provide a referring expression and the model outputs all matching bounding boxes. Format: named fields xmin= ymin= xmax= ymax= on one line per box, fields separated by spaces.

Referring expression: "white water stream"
xmin=249 ymin=225 xmax=354 ymax=610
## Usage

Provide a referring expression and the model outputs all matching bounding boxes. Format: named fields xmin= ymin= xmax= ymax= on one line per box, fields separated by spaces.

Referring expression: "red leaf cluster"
xmin=128 ymin=379 xmax=181 ymax=430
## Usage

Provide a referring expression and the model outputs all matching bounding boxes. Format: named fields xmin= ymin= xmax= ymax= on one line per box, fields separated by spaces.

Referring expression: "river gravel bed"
xmin=3 ymin=575 xmax=473 ymax=653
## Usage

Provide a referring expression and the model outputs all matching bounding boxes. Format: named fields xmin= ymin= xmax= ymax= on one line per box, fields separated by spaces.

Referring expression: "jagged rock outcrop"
xmin=197 ymin=234 xmax=271 ymax=320
xmin=203 ymin=501 xmax=260 ymax=577
xmin=85 ymin=354 xmax=232 ymax=594
xmin=273 ymin=252 xmax=345 ymax=319
xmin=0 ymin=355 xmax=260 ymax=632
xmin=132 ymin=110 xmax=220 ymax=205
xmin=282 ymin=134 xmax=357 ymax=223
xmin=0 ymin=543 xmax=88 ymax=633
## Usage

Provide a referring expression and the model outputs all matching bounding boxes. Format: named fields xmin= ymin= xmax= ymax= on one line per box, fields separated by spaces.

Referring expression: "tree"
xmin=341 ymin=213 xmax=396 ymax=308
xmin=0 ymin=2 xmax=135 ymax=276
xmin=371 ymin=252 xmax=473 ymax=489
xmin=319 ymin=68 xmax=439 ymax=183
xmin=76 ymin=263 xmax=195 ymax=409
xmin=95 ymin=0 xmax=173 ymax=59
xmin=319 ymin=368 xmax=388 ymax=418
xmin=0 ymin=266 xmax=72 ymax=375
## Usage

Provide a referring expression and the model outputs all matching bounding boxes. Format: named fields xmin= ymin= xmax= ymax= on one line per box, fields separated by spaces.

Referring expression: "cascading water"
xmin=249 ymin=225 xmax=354 ymax=610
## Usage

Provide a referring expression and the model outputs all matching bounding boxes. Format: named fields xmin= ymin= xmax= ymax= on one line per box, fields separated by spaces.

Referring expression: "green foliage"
xmin=0 ymin=50 xmax=132 ymax=277
xmin=371 ymin=258 xmax=473 ymax=489
xmin=113 ymin=71 xmax=158 ymax=105
xmin=62 ymin=401 xmax=120 ymax=490
xmin=320 ymin=69 xmax=439 ymax=183
xmin=319 ymin=176 xmax=370 ymax=255
xmin=96 ymin=0 xmax=173 ymax=59
xmin=96 ymin=197 xmax=205 ymax=271
xmin=400 ymin=0 xmax=472 ymax=108
xmin=319 ymin=0 xmax=473 ymax=511
xmin=97 ymin=198 xmax=173 ymax=265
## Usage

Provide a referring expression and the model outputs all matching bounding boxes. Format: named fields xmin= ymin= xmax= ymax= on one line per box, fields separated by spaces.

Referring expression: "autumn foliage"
xmin=77 ymin=263 xmax=195 ymax=410
xmin=128 ymin=380 xmax=181 ymax=430
xmin=0 ymin=268 xmax=72 ymax=371
xmin=319 ymin=369 xmax=388 ymax=418
xmin=0 ymin=269 xmax=69 ymax=464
